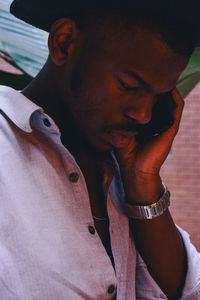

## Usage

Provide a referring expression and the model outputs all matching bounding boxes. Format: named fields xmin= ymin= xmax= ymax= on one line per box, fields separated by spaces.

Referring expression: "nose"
xmin=124 ymin=95 xmax=154 ymax=125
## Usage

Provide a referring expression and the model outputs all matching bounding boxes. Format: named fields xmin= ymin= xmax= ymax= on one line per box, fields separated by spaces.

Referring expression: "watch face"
xmin=124 ymin=190 xmax=170 ymax=219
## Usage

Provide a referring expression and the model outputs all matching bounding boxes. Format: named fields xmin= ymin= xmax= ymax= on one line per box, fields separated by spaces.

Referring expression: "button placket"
xmin=50 ymin=144 xmax=118 ymax=299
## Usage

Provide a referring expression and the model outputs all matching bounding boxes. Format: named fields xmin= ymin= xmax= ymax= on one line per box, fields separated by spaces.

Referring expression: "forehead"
xmin=92 ymin=26 xmax=189 ymax=94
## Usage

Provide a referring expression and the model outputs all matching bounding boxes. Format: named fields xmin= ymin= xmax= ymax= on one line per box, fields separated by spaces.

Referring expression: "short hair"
xmin=69 ymin=13 xmax=198 ymax=56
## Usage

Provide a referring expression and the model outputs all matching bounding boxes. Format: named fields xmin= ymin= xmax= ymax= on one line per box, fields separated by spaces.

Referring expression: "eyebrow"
xmin=124 ymin=70 xmax=174 ymax=95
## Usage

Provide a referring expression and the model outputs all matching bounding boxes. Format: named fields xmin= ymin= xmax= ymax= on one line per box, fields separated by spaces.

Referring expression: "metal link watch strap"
xmin=123 ymin=187 xmax=170 ymax=220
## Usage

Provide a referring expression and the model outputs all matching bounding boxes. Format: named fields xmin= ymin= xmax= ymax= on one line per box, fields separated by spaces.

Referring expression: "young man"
xmin=0 ymin=0 xmax=200 ymax=299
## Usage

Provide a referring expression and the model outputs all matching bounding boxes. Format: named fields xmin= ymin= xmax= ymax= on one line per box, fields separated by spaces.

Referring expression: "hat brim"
xmin=10 ymin=0 xmax=200 ymax=46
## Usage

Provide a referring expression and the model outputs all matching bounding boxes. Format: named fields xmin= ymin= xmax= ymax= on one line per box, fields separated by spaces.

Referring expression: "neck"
xmin=22 ymin=61 xmax=60 ymax=117
xmin=22 ymin=62 xmax=106 ymax=163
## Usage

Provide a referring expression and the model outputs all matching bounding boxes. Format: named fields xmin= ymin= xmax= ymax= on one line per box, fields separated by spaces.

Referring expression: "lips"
xmin=110 ymin=129 xmax=136 ymax=138
xmin=106 ymin=129 xmax=136 ymax=148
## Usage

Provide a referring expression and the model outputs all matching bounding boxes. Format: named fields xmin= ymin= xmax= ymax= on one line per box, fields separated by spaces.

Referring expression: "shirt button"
xmin=88 ymin=225 xmax=95 ymax=235
xmin=43 ymin=118 xmax=51 ymax=127
xmin=107 ymin=285 xmax=116 ymax=294
xmin=69 ymin=172 xmax=79 ymax=183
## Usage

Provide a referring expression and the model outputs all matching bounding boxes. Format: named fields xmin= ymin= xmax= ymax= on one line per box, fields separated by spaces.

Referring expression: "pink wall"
xmin=161 ymin=83 xmax=200 ymax=251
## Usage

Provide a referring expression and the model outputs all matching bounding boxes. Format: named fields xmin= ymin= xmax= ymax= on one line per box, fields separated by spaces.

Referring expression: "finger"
xmin=114 ymin=136 xmax=137 ymax=161
xmin=171 ymin=88 xmax=185 ymax=130
xmin=158 ymin=88 xmax=184 ymax=140
xmin=140 ymin=88 xmax=184 ymax=151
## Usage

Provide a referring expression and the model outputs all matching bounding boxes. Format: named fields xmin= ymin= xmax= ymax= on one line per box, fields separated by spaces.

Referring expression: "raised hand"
xmin=114 ymin=88 xmax=184 ymax=205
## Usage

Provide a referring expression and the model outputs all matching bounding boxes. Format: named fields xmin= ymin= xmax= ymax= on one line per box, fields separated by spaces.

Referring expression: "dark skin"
xmin=22 ymin=18 xmax=190 ymax=299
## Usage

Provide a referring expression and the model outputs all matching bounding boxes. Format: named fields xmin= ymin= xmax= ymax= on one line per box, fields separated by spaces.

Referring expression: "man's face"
xmin=61 ymin=26 xmax=189 ymax=153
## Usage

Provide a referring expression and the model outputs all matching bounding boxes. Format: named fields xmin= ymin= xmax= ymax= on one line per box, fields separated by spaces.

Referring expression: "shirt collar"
xmin=0 ymin=85 xmax=43 ymax=133
xmin=0 ymin=85 xmax=120 ymax=193
xmin=0 ymin=86 xmax=118 ymax=198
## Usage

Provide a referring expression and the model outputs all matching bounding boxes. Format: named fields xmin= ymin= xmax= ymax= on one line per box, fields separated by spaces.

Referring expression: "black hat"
xmin=10 ymin=0 xmax=200 ymax=45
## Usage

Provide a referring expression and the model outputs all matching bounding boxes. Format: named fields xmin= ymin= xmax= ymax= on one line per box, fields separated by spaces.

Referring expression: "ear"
xmin=48 ymin=18 xmax=80 ymax=66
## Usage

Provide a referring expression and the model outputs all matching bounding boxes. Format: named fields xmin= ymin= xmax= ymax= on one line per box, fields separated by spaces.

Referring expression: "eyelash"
xmin=119 ymin=78 xmax=140 ymax=92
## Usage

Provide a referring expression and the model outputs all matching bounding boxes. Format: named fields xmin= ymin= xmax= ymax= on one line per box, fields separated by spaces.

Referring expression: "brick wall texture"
xmin=161 ymin=83 xmax=200 ymax=252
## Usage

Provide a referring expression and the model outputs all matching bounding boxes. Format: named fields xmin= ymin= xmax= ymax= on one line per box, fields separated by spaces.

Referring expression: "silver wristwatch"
xmin=123 ymin=187 xmax=170 ymax=220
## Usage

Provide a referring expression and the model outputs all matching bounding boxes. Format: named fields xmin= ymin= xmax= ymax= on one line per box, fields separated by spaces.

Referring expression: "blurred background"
xmin=1 ymin=0 xmax=200 ymax=251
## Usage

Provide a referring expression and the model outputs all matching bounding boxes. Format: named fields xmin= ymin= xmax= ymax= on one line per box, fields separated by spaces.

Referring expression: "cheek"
xmin=70 ymin=69 xmax=127 ymax=129
xmin=106 ymin=76 xmax=119 ymax=93
xmin=94 ymin=76 xmax=126 ymax=116
xmin=77 ymin=97 xmax=121 ymax=135
xmin=81 ymin=77 xmax=121 ymax=115
xmin=69 ymin=94 xmax=106 ymax=132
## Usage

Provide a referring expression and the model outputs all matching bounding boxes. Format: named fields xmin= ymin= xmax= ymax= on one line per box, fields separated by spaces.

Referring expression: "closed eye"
xmin=118 ymin=77 xmax=140 ymax=91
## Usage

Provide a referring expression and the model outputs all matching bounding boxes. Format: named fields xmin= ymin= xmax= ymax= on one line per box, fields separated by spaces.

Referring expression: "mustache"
xmin=105 ymin=120 xmax=144 ymax=133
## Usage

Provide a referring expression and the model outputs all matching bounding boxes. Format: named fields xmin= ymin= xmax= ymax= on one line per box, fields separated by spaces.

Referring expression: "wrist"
xmin=124 ymin=183 xmax=170 ymax=219
xmin=123 ymin=172 xmax=164 ymax=205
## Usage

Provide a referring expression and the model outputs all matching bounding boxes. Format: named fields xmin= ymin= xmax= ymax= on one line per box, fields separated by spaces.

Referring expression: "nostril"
xmin=125 ymin=108 xmax=152 ymax=125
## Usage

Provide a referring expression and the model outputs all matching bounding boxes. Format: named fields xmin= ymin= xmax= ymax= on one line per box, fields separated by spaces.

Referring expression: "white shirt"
xmin=0 ymin=85 xmax=200 ymax=300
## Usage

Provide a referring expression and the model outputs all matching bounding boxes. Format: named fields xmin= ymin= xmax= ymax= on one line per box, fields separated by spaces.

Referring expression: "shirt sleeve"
xmin=177 ymin=225 xmax=200 ymax=299
xmin=135 ymin=225 xmax=200 ymax=300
